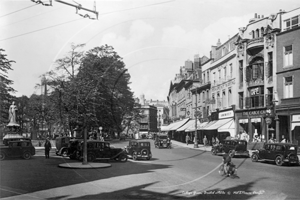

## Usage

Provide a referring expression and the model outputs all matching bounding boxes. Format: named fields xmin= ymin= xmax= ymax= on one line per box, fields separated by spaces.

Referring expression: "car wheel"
xmin=275 ymin=156 xmax=284 ymax=166
xmin=119 ymin=154 xmax=128 ymax=162
xmin=62 ymin=149 xmax=68 ymax=157
xmin=87 ymin=153 xmax=95 ymax=162
xmin=251 ymin=154 xmax=259 ymax=162
xmin=23 ymin=152 xmax=31 ymax=160
xmin=0 ymin=152 xmax=6 ymax=161
xmin=132 ymin=152 xmax=138 ymax=160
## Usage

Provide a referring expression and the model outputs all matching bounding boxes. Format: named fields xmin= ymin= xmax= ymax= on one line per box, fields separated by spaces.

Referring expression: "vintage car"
xmin=125 ymin=140 xmax=152 ymax=160
xmin=154 ymin=134 xmax=171 ymax=148
xmin=0 ymin=140 xmax=35 ymax=160
xmin=211 ymin=139 xmax=249 ymax=157
xmin=55 ymin=136 xmax=74 ymax=157
xmin=77 ymin=140 xmax=128 ymax=162
xmin=251 ymin=143 xmax=299 ymax=166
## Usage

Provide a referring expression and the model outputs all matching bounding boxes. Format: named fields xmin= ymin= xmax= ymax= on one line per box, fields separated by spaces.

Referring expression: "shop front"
xmin=235 ymin=108 xmax=274 ymax=142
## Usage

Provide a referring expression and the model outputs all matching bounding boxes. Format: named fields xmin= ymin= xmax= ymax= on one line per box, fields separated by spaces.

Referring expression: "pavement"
xmin=171 ymin=140 xmax=212 ymax=151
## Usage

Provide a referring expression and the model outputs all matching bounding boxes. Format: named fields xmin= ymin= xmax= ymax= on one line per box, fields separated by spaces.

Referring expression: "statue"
xmin=8 ymin=101 xmax=19 ymax=126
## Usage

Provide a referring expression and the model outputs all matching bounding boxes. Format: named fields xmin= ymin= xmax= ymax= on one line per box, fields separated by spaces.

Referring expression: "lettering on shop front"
xmin=243 ymin=110 xmax=266 ymax=116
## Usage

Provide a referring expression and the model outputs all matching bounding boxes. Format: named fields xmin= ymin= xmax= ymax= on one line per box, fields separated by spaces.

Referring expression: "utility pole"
xmin=194 ymin=92 xmax=199 ymax=148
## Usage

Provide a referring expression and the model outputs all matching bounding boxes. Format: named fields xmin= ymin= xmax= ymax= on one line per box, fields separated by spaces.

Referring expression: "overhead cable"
xmin=0 ymin=4 xmax=38 ymax=18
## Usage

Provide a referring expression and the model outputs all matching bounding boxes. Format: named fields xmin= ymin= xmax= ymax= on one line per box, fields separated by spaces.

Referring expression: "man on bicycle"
xmin=222 ymin=150 xmax=235 ymax=176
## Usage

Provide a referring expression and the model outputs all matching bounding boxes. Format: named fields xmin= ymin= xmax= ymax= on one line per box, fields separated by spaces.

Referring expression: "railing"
xmin=245 ymin=95 xmax=265 ymax=108
xmin=247 ymin=37 xmax=264 ymax=46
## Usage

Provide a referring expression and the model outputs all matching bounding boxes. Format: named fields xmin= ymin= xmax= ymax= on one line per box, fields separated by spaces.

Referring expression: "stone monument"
xmin=3 ymin=101 xmax=23 ymax=140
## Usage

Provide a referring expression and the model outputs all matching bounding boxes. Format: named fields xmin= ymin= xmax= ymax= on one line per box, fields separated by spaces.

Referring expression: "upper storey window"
xmin=284 ymin=15 xmax=299 ymax=31
xmin=284 ymin=45 xmax=293 ymax=67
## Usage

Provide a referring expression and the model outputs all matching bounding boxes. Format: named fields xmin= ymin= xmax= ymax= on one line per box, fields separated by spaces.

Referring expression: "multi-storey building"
xmin=198 ymin=35 xmax=239 ymax=143
xmin=275 ymin=7 xmax=300 ymax=144
xmin=234 ymin=11 xmax=283 ymax=142
xmin=138 ymin=104 xmax=158 ymax=135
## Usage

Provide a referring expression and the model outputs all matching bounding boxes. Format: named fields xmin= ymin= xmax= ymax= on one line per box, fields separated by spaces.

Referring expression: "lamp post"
xmin=272 ymin=98 xmax=279 ymax=142
xmin=194 ymin=92 xmax=199 ymax=148
xmin=99 ymin=126 xmax=103 ymax=141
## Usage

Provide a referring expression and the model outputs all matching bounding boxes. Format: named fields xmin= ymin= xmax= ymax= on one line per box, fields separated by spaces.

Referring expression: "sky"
xmin=1 ymin=0 xmax=299 ymax=101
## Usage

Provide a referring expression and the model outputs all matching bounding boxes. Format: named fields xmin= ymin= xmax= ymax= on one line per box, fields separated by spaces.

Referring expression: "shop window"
xmin=284 ymin=76 xmax=293 ymax=98
xmin=284 ymin=45 xmax=293 ymax=67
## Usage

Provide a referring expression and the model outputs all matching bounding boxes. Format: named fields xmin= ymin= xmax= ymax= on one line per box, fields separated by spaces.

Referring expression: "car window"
xmin=21 ymin=142 xmax=29 ymax=147
xmin=87 ymin=143 xmax=94 ymax=148
xmin=275 ymin=145 xmax=283 ymax=151
xmin=11 ymin=142 xmax=19 ymax=147
xmin=264 ymin=144 xmax=270 ymax=150
xmin=269 ymin=145 xmax=276 ymax=151
xmin=104 ymin=143 xmax=110 ymax=148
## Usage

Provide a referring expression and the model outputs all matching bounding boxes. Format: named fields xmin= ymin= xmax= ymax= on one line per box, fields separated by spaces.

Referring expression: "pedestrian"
xmin=215 ymin=137 xmax=219 ymax=144
xmin=212 ymin=137 xmax=216 ymax=145
xmin=186 ymin=134 xmax=190 ymax=146
xmin=203 ymin=135 xmax=208 ymax=146
xmin=44 ymin=138 xmax=52 ymax=159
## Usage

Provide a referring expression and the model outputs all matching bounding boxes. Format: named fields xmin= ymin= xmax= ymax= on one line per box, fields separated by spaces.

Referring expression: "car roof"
xmin=265 ymin=143 xmax=297 ymax=146
xmin=129 ymin=140 xmax=150 ymax=143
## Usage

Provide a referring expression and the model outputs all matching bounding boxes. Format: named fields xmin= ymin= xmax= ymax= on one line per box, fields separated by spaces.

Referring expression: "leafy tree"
xmin=0 ymin=49 xmax=16 ymax=131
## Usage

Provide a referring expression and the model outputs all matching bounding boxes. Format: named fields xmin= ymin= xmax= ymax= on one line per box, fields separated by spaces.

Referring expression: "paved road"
xmin=0 ymin=139 xmax=299 ymax=199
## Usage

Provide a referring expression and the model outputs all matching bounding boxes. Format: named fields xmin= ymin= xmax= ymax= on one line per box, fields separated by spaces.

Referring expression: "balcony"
xmin=245 ymin=95 xmax=265 ymax=108
xmin=246 ymin=37 xmax=264 ymax=56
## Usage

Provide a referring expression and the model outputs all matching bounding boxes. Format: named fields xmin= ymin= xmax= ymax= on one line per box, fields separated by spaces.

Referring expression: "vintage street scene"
xmin=1 ymin=0 xmax=300 ymax=200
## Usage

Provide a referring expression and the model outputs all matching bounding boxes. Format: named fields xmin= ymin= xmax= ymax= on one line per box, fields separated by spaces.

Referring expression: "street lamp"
xmin=99 ymin=126 xmax=103 ymax=141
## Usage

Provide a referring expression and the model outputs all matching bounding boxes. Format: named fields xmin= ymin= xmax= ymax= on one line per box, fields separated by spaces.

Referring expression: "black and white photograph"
xmin=1 ymin=0 xmax=300 ymax=199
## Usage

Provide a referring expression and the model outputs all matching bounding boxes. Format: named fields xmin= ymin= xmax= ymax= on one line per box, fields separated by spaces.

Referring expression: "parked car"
xmin=0 ymin=140 xmax=35 ymax=160
xmin=77 ymin=140 xmax=128 ymax=162
xmin=120 ymin=134 xmax=126 ymax=140
xmin=125 ymin=140 xmax=152 ymax=160
xmin=211 ymin=139 xmax=249 ymax=157
xmin=55 ymin=136 xmax=73 ymax=157
xmin=251 ymin=143 xmax=299 ymax=166
xmin=155 ymin=134 xmax=171 ymax=148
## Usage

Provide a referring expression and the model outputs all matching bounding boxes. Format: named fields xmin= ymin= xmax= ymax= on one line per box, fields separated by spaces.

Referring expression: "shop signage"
xmin=292 ymin=114 xmax=300 ymax=122
xmin=251 ymin=118 xmax=261 ymax=123
xmin=219 ymin=110 xmax=234 ymax=119
xmin=265 ymin=117 xmax=272 ymax=125
xmin=239 ymin=119 xmax=249 ymax=124
xmin=250 ymin=87 xmax=260 ymax=95
xmin=242 ymin=109 xmax=272 ymax=116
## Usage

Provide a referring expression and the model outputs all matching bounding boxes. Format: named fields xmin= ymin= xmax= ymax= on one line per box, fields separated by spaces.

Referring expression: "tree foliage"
xmin=0 ymin=49 xmax=16 ymax=128
xmin=43 ymin=44 xmax=136 ymax=135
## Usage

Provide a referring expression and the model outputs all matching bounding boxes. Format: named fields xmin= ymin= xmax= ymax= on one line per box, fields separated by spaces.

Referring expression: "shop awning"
xmin=218 ymin=119 xmax=235 ymax=137
xmin=169 ymin=118 xmax=190 ymax=131
xmin=161 ymin=118 xmax=189 ymax=131
xmin=202 ymin=118 xmax=232 ymax=130
xmin=177 ymin=119 xmax=195 ymax=132
xmin=185 ymin=121 xmax=209 ymax=132
xmin=292 ymin=123 xmax=300 ymax=130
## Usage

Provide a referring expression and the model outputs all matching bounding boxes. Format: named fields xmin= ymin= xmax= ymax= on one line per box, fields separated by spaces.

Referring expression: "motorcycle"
xmin=219 ymin=162 xmax=237 ymax=176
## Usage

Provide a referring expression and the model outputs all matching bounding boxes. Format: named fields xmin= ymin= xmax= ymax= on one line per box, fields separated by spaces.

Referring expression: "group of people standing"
xmin=185 ymin=134 xmax=219 ymax=146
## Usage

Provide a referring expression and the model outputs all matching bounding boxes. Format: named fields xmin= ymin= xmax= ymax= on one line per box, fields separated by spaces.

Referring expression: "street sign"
xmin=266 ymin=117 xmax=272 ymax=125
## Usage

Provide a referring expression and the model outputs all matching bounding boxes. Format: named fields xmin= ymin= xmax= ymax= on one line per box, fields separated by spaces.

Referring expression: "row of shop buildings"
xmin=163 ymin=7 xmax=300 ymax=145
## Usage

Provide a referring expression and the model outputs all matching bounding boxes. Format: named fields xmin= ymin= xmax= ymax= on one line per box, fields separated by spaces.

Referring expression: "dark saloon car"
xmin=155 ymin=134 xmax=171 ymax=148
xmin=211 ymin=139 xmax=249 ymax=157
xmin=125 ymin=140 xmax=152 ymax=160
xmin=77 ymin=140 xmax=128 ymax=162
xmin=0 ymin=140 xmax=35 ymax=160
xmin=251 ymin=143 xmax=299 ymax=166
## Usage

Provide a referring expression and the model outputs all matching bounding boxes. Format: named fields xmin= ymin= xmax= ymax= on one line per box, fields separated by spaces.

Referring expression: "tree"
xmin=0 ymin=49 xmax=16 ymax=132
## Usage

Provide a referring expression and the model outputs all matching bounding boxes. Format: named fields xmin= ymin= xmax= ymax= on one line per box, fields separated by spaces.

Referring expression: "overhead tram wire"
xmin=0 ymin=18 xmax=83 ymax=42
xmin=0 ymin=4 xmax=38 ymax=18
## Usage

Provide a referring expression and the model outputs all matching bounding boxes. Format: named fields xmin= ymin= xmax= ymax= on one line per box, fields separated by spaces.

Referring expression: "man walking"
xmin=44 ymin=138 xmax=52 ymax=159
xmin=185 ymin=134 xmax=190 ymax=146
